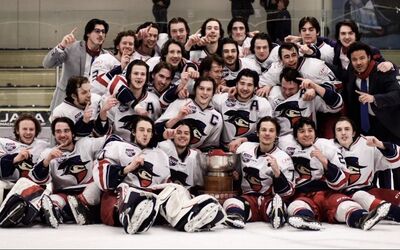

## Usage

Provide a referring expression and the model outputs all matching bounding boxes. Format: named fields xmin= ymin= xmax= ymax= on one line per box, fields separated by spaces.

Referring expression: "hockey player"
xmin=280 ymin=117 xmax=390 ymax=231
xmin=103 ymin=59 xmax=162 ymax=141
xmin=132 ymin=22 xmax=160 ymax=62
xmin=158 ymin=120 xmax=204 ymax=195
xmin=90 ymin=30 xmax=136 ymax=95
xmin=188 ymin=18 xmax=224 ymax=66
xmin=0 ymin=117 xmax=106 ymax=228
xmin=285 ymin=16 xmax=334 ymax=65
xmin=223 ymin=116 xmax=295 ymax=229
xmin=217 ymin=38 xmax=258 ymax=87
xmin=333 ymin=116 xmax=400 ymax=223
xmin=50 ymin=76 xmax=117 ymax=138
xmin=212 ymin=68 xmax=272 ymax=148
xmin=93 ymin=115 xmax=226 ymax=234
xmin=269 ymin=67 xmax=343 ymax=136
xmin=245 ymin=32 xmax=280 ymax=75
xmin=146 ymin=39 xmax=198 ymax=85
xmin=147 ymin=61 xmax=173 ymax=97
xmin=226 ymin=17 xmax=252 ymax=58
xmin=258 ymin=42 xmax=336 ymax=97
xmin=0 ymin=114 xmax=49 ymax=203
xmin=155 ymin=76 xmax=223 ymax=151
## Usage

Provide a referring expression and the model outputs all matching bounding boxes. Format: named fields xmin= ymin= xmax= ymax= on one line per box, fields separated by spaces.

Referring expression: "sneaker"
xmin=120 ymin=193 xmax=157 ymax=234
xmin=288 ymin=215 xmax=322 ymax=231
xmin=41 ymin=194 xmax=61 ymax=228
xmin=0 ymin=194 xmax=27 ymax=227
xmin=269 ymin=194 xmax=286 ymax=229
xmin=67 ymin=195 xmax=91 ymax=225
xmin=361 ymin=202 xmax=391 ymax=231
xmin=225 ymin=213 xmax=245 ymax=229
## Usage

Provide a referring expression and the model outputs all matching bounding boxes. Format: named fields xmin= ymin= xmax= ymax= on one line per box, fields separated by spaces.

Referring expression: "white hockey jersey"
xmin=222 ymin=58 xmax=259 ymax=86
xmin=158 ymin=139 xmax=204 ymax=188
xmin=0 ymin=138 xmax=49 ymax=182
xmin=90 ymin=53 xmax=121 ymax=95
xmin=332 ymin=137 xmax=400 ymax=193
xmin=50 ymin=93 xmax=102 ymax=123
xmin=29 ymin=136 xmax=106 ymax=192
xmin=106 ymin=91 xmax=162 ymax=141
xmin=94 ymin=136 xmax=170 ymax=191
xmin=269 ymin=87 xmax=343 ymax=136
xmin=259 ymin=57 xmax=336 ymax=88
xmin=279 ymin=136 xmax=348 ymax=193
xmin=236 ymin=142 xmax=295 ymax=197
xmin=155 ymin=98 xmax=223 ymax=150
xmin=297 ymin=41 xmax=334 ymax=65
xmin=245 ymin=46 xmax=280 ymax=75
xmin=212 ymin=93 xmax=272 ymax=145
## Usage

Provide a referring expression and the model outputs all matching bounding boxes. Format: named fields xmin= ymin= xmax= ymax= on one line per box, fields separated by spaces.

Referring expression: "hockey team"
xmin=0 ymin=14 xmax=400 ymax=235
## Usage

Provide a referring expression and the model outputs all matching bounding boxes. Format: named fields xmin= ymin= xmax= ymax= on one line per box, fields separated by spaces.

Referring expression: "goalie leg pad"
xmin=118 ymin=188 xmax=158 ymax=234
xmin=0 ymin=194 xmax=27 ymax=227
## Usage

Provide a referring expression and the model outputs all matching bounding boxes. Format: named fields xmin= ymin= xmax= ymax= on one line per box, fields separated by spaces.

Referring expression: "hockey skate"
xmin=67 ymin=195 xmax=91 ymax=225
xmin=268 ymin=194 xmax=286 ymax=229
xmin=360 ymin=202 xmax=391 ymax=231
xmin=225 ymin=213 xmax=246 ymax=229
xmin=120 ymin=191 xmax=158 ymax=234
xmin=0 ymin=194 xmax=27 ymax=227
xmin=41 ymin=194 xmax=62 ymax=228
xmin=288 ymin=215 xmax=322 ymax=231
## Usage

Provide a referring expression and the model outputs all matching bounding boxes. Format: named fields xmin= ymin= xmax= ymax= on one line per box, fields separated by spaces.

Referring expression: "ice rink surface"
xmin=1 ymin=220 xmax=399 ymax=249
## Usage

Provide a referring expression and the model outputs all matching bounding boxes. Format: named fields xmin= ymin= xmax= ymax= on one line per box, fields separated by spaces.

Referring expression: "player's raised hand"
xmin=60 ymin=27 xmax=77 ymax=48
xmin=82 ymin=102 xmax=93 ymax=123
xmin=121 ymin=47 xmax=133 ymax=70
xmin=137 ymin=24 xmax=152 ymax=40
xmin=124 ymin=154 xmax=145 ymax=174
xmin=13 ymin=147 xmax=32 ymax=164
xmin=361 ymin=135 xmax=384 ymax=149
xmin=265 ymin=153 xmax=280 ymax=177
xmin=310 ymin=145 xmax=328 ymax=168
xmin=163 ymin=128 xmax=176 ymax=140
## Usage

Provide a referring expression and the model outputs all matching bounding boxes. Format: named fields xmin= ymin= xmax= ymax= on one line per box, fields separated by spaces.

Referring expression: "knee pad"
xmin=352 ymin=190 xmax=377 ymax=211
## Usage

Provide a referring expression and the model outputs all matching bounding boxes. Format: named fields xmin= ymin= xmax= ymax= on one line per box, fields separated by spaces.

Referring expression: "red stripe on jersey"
xmin=98 ymin=159 xmax=109 ymax=190
xmin=330 ymin=175 xmax=348 ymax=190
xmin=96 ymin=74 xmax=109 ymax=87
xmin=388 ymin=153 xmax=400 ymax=163
xmin=109 ymin=76 xmax=127 ymax=95
xmin=21 ymin=185 xmax=45 ymax=200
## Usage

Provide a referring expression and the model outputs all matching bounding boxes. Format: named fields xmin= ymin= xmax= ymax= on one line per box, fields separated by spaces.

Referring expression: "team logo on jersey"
xmin=241 ymin=152 xmax=253 ymax=163
xmin=169 ymin=156 xmax=178 ymax=167
xmin=125 ymin=148 xmax=136 ymax=157
xmin=74 ymin=112 xmax=83 ymax=121
xmin=170 ymin=168 xmax=190 ymax=187
xmin=183 ymin=118 xmax=207 ymax=145
xmin=224 ymin=110 xmax=255 ymax=136
xmin=118 ymin=104 xmax=129 ymax=112
xmin=345 ymin=156 xmax=368 ymax=185
xmin=58 ymin=155 xmax=90 ymax=183
xmin=275 ymin=101 xmax=307 ymax=128
xmin=243 ymin=167 xmax=267 ymax=192
xmin=292 ymin=156 xmax=318 ymax=183
xmin=5 ymin=143 xmax=16 ymax=151
xmin=133 ymin=161 xmax=160 ymax=187
xmin=225 ymin=98 xmax=236 ymax=108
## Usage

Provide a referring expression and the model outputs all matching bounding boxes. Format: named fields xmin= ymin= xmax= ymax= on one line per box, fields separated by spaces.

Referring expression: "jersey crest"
xmin=243 ymin=167 xmax=267 ymax=192
xmin=183 ymin=118 xmax=207 ymax=145
xmin=133 ymin=161 xmax=160 ymax=187
xmin=345 ymin=156 xmax=367 ymax=185
xmin=275 ymin=101 xmax=307 ymax=128
xmin=58 ymin=155 xmax=90 ymax=183
xmin=224 ymin=110 xmax=255 ymax=136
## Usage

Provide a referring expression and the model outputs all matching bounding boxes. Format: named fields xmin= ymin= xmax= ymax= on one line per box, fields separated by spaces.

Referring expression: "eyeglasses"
xmin=93 ymin=28 xmax=106 ymax=34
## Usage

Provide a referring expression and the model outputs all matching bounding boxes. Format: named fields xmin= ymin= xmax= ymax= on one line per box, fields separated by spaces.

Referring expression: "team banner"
xmin=0 ymin=110 xmax=51 ymax=127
